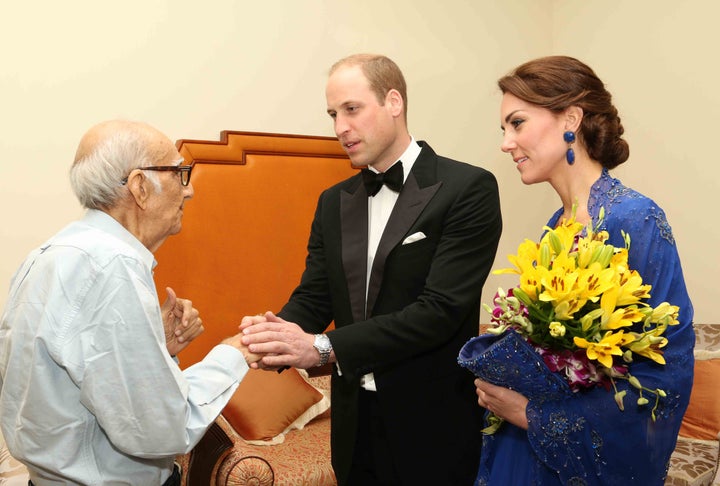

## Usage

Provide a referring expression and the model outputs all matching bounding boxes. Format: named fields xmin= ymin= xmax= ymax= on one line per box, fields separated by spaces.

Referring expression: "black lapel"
xmin=341 ymin=180 xmax=369 ymax=323
xmin=365 ymin=170 xmax=442 ymax=315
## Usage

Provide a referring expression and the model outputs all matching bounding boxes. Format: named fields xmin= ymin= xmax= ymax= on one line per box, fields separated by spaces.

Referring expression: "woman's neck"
xmin=550 ymin=161 xmax=603 ymax=225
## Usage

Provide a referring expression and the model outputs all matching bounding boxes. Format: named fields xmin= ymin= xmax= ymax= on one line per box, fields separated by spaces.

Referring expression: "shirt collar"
xmin=83 ymin=209 xmax=158 ymax=270
xmin=366 ymin=137 xmax=421 ymax=181
xmin=397 ymin=137 xmax=421 ymax=183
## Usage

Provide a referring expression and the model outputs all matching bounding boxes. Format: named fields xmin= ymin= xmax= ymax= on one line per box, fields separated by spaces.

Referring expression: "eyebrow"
xmin=327 ymin=100 xmax=360 ymax=115
xmin=504 ymin=110 xmax=521 ymax=124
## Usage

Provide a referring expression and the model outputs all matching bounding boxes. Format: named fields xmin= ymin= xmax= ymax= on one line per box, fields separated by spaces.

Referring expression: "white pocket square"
xmin=402 ymin=232 xmax=427 ymax=245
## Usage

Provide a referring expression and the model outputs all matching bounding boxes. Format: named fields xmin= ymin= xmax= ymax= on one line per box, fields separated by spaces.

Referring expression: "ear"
xmin=564 ymin=105 xmax=584 ymax=132
xmin=385 ymin=89 xmax=404 ymax=118
xmin=125 ymin=170 xmax=151 ymax=210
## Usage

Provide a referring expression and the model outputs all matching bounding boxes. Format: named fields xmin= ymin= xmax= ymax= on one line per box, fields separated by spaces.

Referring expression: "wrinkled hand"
xmin=222 ymin=333 xmax=264 ymax=365
xmin=240 ymin=311 xmax=318 ymax=370
xmin=161 ymin=287 xmax=204 ymax=357
xmin=239 ymin=313 xmax=269 ymax=330
xmin=475 ymin=378 xmax=530 ymax=430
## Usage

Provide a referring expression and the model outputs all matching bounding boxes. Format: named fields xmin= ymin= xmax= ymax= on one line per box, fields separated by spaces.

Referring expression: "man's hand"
xmin=239 ymin=313 xmax=269 ymax=330
xmin=240 ymin=311 xmax=321 ymax=370
xmin=222 ymin=333 xmax=264 ymax=365
xmin=161 ymin=287 xmax=204 ymax=357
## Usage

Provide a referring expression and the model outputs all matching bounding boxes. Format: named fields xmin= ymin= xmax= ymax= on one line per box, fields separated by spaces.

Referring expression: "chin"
xmin=168 ymin=221 xmax=183 ymax=236
xmin=348 ymin=155 xmax=370 ymax=168
xmin=519 ymin=170 xmax=542 ymax=186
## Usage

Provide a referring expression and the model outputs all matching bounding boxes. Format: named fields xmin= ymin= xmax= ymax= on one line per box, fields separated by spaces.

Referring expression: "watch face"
xmin=314 ymin=334 xmax=331 ymax=366
xmin=315 ymin=334 xmax=331 ymax=351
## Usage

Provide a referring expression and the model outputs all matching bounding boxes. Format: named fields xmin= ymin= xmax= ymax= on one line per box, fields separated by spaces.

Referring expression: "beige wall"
xmin=0 ymin=1 xmax=716 ymax=322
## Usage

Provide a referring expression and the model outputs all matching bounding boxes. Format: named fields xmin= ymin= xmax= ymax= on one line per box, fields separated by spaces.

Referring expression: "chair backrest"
xmin=154 ymin=131 xmax=356 ymax=367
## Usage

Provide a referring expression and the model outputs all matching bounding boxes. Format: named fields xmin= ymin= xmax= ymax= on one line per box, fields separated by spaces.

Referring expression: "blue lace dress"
xmin=475 ymin=170 xmax=695 ymax=485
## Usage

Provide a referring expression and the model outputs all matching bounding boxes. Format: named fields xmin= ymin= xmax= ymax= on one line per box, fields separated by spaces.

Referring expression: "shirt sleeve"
xmin=58 ymin=254 xmax=248 ymax=457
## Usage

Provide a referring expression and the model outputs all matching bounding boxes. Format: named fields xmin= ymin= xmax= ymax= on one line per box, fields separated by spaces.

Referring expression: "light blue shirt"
xmin=0 ymin=210 xmax=248 ymax=485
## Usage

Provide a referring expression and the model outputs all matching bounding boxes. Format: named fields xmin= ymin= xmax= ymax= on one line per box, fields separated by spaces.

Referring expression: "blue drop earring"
xmin=564 ymin=131 xmax=576 ymax=165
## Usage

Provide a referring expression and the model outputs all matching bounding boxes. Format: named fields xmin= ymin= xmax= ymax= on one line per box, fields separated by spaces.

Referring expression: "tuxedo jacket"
xmin=279 ymin=142 xmax=502 ymax=485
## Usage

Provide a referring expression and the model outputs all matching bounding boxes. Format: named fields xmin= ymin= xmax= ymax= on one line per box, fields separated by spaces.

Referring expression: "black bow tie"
xmin=361 ymin=162 xmax=404 ymax=197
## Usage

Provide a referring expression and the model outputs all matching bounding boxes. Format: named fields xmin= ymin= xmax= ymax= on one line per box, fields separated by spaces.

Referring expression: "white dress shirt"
xmin=361 ymin=138 xmax=421 ymax=391
xmin=0 ymin=210 xmax=248 ymax=485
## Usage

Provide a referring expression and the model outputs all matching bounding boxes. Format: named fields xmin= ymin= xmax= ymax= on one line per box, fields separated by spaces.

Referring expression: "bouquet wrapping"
xmin=458 ymin=329 xmax=572 ymax=402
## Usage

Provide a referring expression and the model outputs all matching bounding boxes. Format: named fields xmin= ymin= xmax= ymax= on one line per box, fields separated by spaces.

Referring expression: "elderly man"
xmin=0 ymin=120 xmax=259 ymax=485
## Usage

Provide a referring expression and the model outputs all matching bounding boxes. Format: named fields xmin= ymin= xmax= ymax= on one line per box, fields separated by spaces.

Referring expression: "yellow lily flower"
xmin=494 ymin=239 xmax=539 ymax=276
xmin=576 ymin=238 xmax=601 ymax=269
xmin=615 ymin=269 xmax=652 ymax=306
xmin=609 ymin=247 xmax=629 ymax=269
xmin=544 ymin=219 xmax=584 ymax=253
xmin=626 ymin=330 xmax=669 ymax=364
xmin=646 ymin=302 xmax=680 ymax=326
xmin=553 ymin=298 xmax=586 ymax=320
xmin=575 ymin=263 xmax=617 ymax=303
xmin=574 ymin=331 xmax=634 ymax=368
xmin=599 ymin=287 xmax=645 ymax=330
xmin=589 ymin=229 xmax=610 ymax=243
xmin=538 ymin=252 xmax=579 ymax=304
xmin=603 ymin=306 xmax=646 ymax=331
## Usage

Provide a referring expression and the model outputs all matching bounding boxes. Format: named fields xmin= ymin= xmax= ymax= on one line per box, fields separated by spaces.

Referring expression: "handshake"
xmin=231 ymin=311 xmax=329 ymax=371
xmin=162 ymin=287 xmax=328 ymax=370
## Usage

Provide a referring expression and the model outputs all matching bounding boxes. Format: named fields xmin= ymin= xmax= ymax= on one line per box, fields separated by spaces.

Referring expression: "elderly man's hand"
xmin=221 ymin=333 xmax=264 ymax=365
xmin=161 ymin=287 xmax=204 ymax=357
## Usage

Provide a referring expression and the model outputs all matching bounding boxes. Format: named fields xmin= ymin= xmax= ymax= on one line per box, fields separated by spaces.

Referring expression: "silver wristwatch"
xmin=313 ymin=334 xmax=332 ymax=367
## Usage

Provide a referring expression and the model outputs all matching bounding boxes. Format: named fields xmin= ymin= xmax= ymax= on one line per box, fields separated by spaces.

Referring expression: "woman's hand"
xmin=475 ymin=378 xmax=530 ymax=430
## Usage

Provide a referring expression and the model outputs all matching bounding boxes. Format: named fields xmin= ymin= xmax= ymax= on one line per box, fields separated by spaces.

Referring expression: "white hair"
xmin=69 ymin=126 xmax=161 ymax=209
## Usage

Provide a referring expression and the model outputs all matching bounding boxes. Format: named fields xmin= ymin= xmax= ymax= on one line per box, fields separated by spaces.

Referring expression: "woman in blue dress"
xmin=473 ymin=56 xmax=695 ymax=485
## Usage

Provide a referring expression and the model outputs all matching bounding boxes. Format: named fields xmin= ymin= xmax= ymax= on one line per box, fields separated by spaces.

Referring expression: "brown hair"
xmin=498 ymin=56 xmax=629 ymax=169
xmin=330 ymin=54 xmax=408 ymax=122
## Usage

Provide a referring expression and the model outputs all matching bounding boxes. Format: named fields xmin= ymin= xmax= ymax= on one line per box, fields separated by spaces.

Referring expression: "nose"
xmin=184 ymin=182 xmax=194 ymax=200
xmin=334 ymin=114 xmax=349 ymax=138
xmin=501 ymin=131 xmax=516 ymax=154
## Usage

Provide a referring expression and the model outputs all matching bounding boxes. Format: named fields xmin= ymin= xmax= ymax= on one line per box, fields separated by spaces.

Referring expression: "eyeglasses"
xmin=121 ymin=164 xmax=194 ymax=186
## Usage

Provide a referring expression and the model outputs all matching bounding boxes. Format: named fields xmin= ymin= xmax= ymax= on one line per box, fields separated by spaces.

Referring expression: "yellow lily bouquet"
xmin=482 ymin=208 xmax=679 ymax=420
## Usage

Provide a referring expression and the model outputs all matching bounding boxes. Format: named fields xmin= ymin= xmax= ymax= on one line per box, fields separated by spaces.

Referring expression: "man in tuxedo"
xmin=241 ymin=54 xmax=502 ymax=485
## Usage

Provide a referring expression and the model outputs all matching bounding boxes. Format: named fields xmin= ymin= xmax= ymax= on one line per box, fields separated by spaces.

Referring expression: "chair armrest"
xmin=183 ymin=421 xmax=233 ymax=486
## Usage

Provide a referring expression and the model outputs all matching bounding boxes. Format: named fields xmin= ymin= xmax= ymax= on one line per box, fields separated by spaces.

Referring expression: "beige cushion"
xmin=666 ymin=435 xmax=720 ymax=486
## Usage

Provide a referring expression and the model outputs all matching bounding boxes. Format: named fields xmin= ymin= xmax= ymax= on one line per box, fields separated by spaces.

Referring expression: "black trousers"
xmin=347 ymin=389 xmax=402 ymax=486
xmin=29 ymin=463 xmax=181 ymax=486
